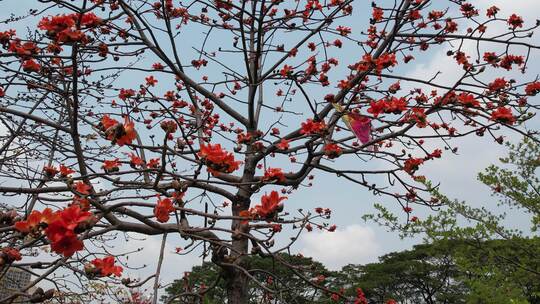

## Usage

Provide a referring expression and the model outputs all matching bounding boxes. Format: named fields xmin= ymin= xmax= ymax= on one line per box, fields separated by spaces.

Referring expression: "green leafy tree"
xmin=364 ymin=137 xmax=540 ymax=303
xmin=335 ymin=241 xmax=467 ymax=304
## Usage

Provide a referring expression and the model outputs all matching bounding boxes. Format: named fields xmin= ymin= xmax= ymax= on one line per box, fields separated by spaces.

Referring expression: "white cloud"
xmin=298 ymin=225 xmax=380 ymax=270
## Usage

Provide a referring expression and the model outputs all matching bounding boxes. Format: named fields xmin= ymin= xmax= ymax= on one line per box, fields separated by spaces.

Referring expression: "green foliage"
xmin=478 ymin=138 xmax=540 ymax=232
xmin=363 ymin=137 xmax=540 ymax=303
xmin=335 ymin=241 xmax=467 ymax=304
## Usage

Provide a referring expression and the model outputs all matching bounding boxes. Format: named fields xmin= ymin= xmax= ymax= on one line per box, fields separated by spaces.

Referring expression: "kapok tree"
xmin=0 ymin=0 xmax=539 ymax=303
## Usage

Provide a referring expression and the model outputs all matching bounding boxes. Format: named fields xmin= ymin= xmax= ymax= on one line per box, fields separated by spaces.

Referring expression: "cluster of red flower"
xmin=300 ymin=119 xmax=326 ymax=135
xmin=277 ymin=138 xmax=290 ymax=150
xmin=8 ymin=40 xmax=39 ymax=58
xmin=367 ymin=96 xmax=408 ymax=117
xmin=487 ymin=78 xmax=508 ymax=92
xmin=118 ymin=88 xmax=136 ymax=100
xmin=38 ymin=13 xmax=102 ymax=44
xmin=154 ymin=197 xmax=176 ymax=223
xmin=484 ymin=52 xmax=524 ymax=71
xmin=525 ymin=81 xmax=540 ymax=96
xmin=85 ymin=256 xmax=123 ymax=277
xmin=457 ymin=93 xmax=480 ymax=108
xmin=102 ymin=159 xmax=121 ymax=173
xmin=490 ymin=107 xmax=516 ymax=125
xmin=355 ymin=53 xmax=397 ymax=74
xmin=323 ymin=143 xmax=343 ymax=159
xmin=198 ymin=143 xmax=241 ymax=176
xmin=127 ymin=153 xmax=144 ymax=168
xmin=100 ymin=115 xmax=138 ymax=146
xmin=251 ymin=191 xmax=286 ymax=219
xmin=263 ymin=168 xmax=286 ymax=182
xmin=403 ymin=157 xmax=425 ymax=175
xmin=15 ymin=205 xmax=95 ymax=257
xmin=7 ymin=39 xmax=42 ymax=72
xmin=402 ymin=108 xmax=427 ymax=128
xmin=43 ymin=164 xmax=75 ymax=178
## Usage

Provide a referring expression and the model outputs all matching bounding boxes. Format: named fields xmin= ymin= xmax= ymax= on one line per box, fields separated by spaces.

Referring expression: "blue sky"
xmin=1 ymin=0 xmax=539 ymax=297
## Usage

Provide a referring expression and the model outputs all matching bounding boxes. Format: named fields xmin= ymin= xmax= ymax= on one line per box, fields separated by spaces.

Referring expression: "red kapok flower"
xmin=483 ymin=52 xmax=499 ymax=65
xmin=22 ymin=60 xmax=41 ymax=73
xmin=488 ymin=78 xmax=508 ymax=92
xmin=43 ymin=165 xmax=59 ymax=178
xmin=154 ymin=197 xmax=175 ymax=223
xmin=323 ymin=143 xmax=342 ymax=159
xmin=118 ymin=88 xmax=136 ymax=100
xmin=127 ymin=152 xmax=144 ymax=168
xmin=490 ymin=107 xmax=516 ymax=125
xmin=486 ymin=6 xmax=499 ymax=18
xmin=152 ymin=62 xmax=164 ymax=70
xmin=46 ymin=205 xmax=93 ymax=238
xmin=375 ymin=53 xmax=397 ymax=73
xmin=49 ymin=232 xmax=83 ymax=257
xmin=252 ymin=191 xmax=286 ymax=219
xmin=404 ymin=157 xmax=424 ymax=175
xmin=507 ymin=14 xmax=524 ymax=29
xmin=372 ymin=7 xmax=383 ymax=21
xmin=277 ymin=139 xmax=290 ymax=150
xmin=45 ymin=205 xmax=94 ymax=257
xmin=499 ymin=54 xmax=524 ymax=70
xmin=160 ymin=120 xmax=177 ymax=133
xmin=525 ymin=82 xmax=540 ymax=96
xmin=300 ymin=119 xmax=326 ymax=135
xmin=147 ymin=158 xmax=160 ymax=169
xmin=102 ymin=159 xmax=120 ymax=172
xmin=38 ymin=14 xmax=73 ymax=32
xmin=59 ymin=164 xmax=75 ymax=177
xmin=0 ymin=30 xmax=16 ymax=46
xmin=368 ymin=97 xmax=408 ymax=117
xmin=115 ymin=117 xmax=137 ymax=146
xmin=90 ymin=256 xmax=123 ymax=277
xmin=198 ymin=144 xmax=241 ymax=176
xmin=403 ymin=108 xmax=428 ymax=128
xmin=145 ymin=76 xmax=158 ymax=86
xmin=80 ymin=13 xmax=102 ymax=28
xmin=457 ymin=93 xmax=480 ymax=108
xmin=280 ymin=65 xmax=293 ymax=77
xmin=9 ymin=41 xmax=40 ymax=58
xmin=100 ymin=114 xmax=119 ymax=130
xmin=73 ymin=181 xmax=92 ymax=195
xmin=37 ymin=13 xmax=97 ymax=44
xmin=101 ymin=115 xmax=138 ymax=146
xmin=263 ymin=168 xmax=286 ymax=182
xmin=14 ymin=208 xmax=56 ymax=234
xmin=336 ymin=25 xmax=351 ymax=36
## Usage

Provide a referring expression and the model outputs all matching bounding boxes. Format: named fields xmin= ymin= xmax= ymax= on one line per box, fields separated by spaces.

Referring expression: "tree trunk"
xmin=225 ymin=146 xmax=256 ymax=303
xmin=226 ymin=236 xmax=249 ymax=304
xmin=226 ymin=266 xmax=249 ymax=303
